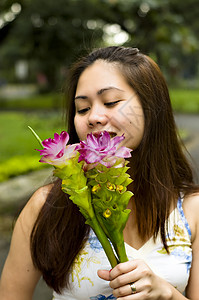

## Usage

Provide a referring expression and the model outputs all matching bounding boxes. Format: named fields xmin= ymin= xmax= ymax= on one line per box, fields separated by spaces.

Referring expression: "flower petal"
xmin=115 ymin=146 xmax=132 ymax=158
xmin=37 ymin=131 xmax=76 ymax=166
xmin=76 ymin=131 xmax=131 ymax=168
xmin=111 ymin=135 xmax=124 ymax=148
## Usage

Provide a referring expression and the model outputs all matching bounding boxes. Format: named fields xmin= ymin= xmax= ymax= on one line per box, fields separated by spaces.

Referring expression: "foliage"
xmin=0 ymin=155 xmax=49 ymax=182
xmin=0 ymin=93 xmax=63 ymax=110
xmin=0 ymin=0 xmax=198 ymax=89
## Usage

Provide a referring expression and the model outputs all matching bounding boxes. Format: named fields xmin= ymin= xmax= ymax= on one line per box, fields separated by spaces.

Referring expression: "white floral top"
xmin=52 ymin=197 xmax=192 ymax=299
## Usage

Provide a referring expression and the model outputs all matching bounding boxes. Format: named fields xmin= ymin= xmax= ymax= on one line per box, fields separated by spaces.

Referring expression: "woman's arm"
xmin=184 ymin=192 xmax=199 ymax=299
xmin=98 ymin=193 xmax=199 ymax=300
xmin=0 ymin=186 xmax=51 ymax=300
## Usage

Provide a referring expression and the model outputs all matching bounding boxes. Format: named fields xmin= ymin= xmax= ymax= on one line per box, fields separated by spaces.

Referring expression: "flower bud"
xmin=92 ymin=184 xmax=101 ymax=193
xmin=106 ymin=182 xmax=116 ymax=191
xmin=116 ymin=185 xmax=124 ymax=193
xmin=103 ymin=208 xmax=112 ymax=218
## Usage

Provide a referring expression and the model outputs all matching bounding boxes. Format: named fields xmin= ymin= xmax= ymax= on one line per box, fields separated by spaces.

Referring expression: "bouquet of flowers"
xmin=29 ymin=127 xmax=133 ymax=268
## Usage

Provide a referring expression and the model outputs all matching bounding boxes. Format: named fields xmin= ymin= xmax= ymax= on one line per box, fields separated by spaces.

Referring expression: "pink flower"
xmin=37 ymin=131 xmax=77 ymax=167
xmin=75 ymin=131 xmax=132 ymax=169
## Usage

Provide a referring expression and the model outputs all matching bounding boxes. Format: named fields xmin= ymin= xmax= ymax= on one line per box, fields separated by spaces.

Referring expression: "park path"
xmin=175 ymin=113 xmax=199 ymax=183
xmin=0 ymin=113 xmax=198 ymax=300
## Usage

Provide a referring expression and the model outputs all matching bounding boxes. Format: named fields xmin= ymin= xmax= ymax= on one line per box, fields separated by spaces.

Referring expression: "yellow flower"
xmin=116 ymin=185 xmax=124 ymax=192
xmin=106 ymin=182 xmax=115 ymax=191
xmin=92 ymin=184 xmax=101 ymax=193
xmin=103 ymin=208 xmax=112 ymax=218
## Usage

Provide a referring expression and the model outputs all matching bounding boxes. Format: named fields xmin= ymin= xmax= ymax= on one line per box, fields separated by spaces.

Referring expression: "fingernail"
xmin=109 ymin=269 xmax=112 ymax=273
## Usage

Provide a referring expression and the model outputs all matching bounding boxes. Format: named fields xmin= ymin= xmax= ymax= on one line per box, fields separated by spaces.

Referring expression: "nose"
xmin=88 ymin=106 xmax=108 ymax=127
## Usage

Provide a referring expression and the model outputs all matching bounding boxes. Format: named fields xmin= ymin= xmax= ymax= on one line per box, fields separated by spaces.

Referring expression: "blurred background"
xmin=0 ymin=0 xmax=199 ymax=299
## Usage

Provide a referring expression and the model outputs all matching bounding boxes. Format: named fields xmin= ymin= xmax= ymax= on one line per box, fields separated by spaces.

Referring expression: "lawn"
xmin=0 ymin=93 xmax=63 ymax=110
xmin=170 ymin=89 xmax=199 ymax=113
xmin=0 ymin=111 xmax=64 ymax=181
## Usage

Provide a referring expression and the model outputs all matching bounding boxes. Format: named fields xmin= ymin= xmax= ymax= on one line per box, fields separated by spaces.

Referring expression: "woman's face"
xmin=74 ymin=60 xmax=144 ymax=150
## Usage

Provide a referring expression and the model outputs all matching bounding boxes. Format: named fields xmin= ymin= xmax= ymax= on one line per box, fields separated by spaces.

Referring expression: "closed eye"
xmin=104 ymin=100 xmax=121 ymax=107
xmin=77 ymin=107 xmax=90 ymax=114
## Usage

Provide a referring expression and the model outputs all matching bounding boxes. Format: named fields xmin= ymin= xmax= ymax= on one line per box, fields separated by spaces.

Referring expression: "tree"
xmin=0 ymin=0 xmax=198 ymax=89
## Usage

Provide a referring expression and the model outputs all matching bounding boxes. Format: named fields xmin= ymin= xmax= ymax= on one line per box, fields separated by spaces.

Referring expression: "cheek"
xmin=74 ymin=116 xmax=81 ymax=136
xmin=74 ymin=116 xmax=87 ymax=140
xmin=128 ymin=116 xmax=145 ymax=149
xmin=120 ymin=105 xmax=144 ymax=149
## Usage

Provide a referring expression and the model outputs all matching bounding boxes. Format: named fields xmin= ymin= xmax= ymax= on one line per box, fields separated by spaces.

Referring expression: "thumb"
xmin=97 ymin=269 xmax=111 ymax=281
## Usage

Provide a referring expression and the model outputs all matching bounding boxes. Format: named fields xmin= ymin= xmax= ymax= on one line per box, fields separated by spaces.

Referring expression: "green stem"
xmin=90 ymin=216 xmax=118 ymax=268
xmin=95 ymin=213 xmax=128 ymax=263
xmin=115 ymin=241 xmax=128 ymax=263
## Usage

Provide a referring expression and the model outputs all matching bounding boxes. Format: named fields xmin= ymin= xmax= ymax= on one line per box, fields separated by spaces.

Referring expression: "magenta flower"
xmin=75 ymin=131 xmax=132 ymax=169
xmin=37 ymin=131 xmax=77 ymax=167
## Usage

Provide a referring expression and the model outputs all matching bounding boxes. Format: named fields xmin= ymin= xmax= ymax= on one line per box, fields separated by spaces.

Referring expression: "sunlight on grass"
xmin=0 ymin=111 xmax=64 ymax=181
xmin=0 ymin=111 xmax=64 ymax=162
xmin=170 ymin=89 xmax=199 ymax=113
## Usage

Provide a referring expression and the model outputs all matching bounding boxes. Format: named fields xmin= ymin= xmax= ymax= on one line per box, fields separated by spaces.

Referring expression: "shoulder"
xmin=183 ymin=191 xmax=199 ymax=216
xmin=25 ymin=184 xmax=53 ymax=214
xmin=17 ymin=184 xmax=54 ymax=235
xmin=10 ymin=184 xmax=54 ymax=252
xmin=183 ymin=191 xmax=199 ymax=242
xmin=183 ymin=191 xmax=199 ymax=297
xmin=28 ymin=184 xmax=53 ymax=211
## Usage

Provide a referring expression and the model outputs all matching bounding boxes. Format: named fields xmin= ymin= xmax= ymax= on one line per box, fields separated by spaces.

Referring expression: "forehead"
xmin=75 ymin=60 xmax=130 ymax=96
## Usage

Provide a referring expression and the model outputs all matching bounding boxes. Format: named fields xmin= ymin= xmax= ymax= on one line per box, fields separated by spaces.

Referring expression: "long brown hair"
xmin=31 ymin=46 xmax=198 ymax=293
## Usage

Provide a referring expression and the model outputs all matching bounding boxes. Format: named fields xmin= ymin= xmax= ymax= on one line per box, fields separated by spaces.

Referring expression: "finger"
xmin=109 ymin=260 xmax=137 ymax=280
xmin=109 ymin=268 xmax=140 ymax=289
xmin=117 ymin=293 xmax=141 ymax=300
xmin=97 ymin=269 xmax=110 ymax=281
xmin=109 ymin=260 xmax=142 ymax=289
xmin=112 ymin=282 xmax=139 ymax=298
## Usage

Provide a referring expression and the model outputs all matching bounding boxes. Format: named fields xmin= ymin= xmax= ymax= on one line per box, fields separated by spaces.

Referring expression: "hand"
xmin=98 ymin=259 xmax=172 ymax=299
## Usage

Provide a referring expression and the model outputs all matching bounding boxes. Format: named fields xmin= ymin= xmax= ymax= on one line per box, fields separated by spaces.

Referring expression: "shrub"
xmin=0 ymin=155 xmax=49 ymax=182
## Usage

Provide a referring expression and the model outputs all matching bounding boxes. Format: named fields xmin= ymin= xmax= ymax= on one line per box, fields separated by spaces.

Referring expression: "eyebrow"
xmin=74 ymin=86 xmax=124 ymax=100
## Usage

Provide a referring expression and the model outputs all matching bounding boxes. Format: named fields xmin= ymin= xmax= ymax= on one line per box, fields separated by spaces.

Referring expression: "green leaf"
xmin=28 ymin=126 xmax=43 ymax=147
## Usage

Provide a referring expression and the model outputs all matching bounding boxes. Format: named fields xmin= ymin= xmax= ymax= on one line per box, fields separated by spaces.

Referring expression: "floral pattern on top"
xmin=71 ymin=246 xmax=101 ymax=288
xmin=157 ymin=198 xmax=192 ymax=273
xmin=90 ymin=294 xmax=116 ymax=299
xmin=177 ymin=197 xmax=191 ymax=238
xmin=88 ymin=231 xmax=104 ymax=253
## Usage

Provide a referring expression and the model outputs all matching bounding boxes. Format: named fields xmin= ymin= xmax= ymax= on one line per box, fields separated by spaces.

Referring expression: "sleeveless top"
xmin=52 ymin=197 xmax=192 ymax=299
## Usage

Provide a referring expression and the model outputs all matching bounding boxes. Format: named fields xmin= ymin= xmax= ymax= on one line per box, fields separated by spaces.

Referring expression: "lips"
xmin=108 ymin=132 xmax=117 ymax=138
xmin=92 ymin=131 xmax=117 ymax=138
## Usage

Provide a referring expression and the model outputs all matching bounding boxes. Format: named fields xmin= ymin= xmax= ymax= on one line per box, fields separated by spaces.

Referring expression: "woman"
xmin=0 ymin=46 xmax=199 ymax=300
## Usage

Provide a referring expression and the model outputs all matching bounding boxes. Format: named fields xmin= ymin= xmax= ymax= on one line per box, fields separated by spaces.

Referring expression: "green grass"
xmin=0 ymin=93 xmax=63 ymax=110
xmin=0 ymin=111 xmax=64 ymax=162
xmin=170 ymin=89 xmax=199 ymax=113
xmin=0 ymin=111 xmax=64 ymax=181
